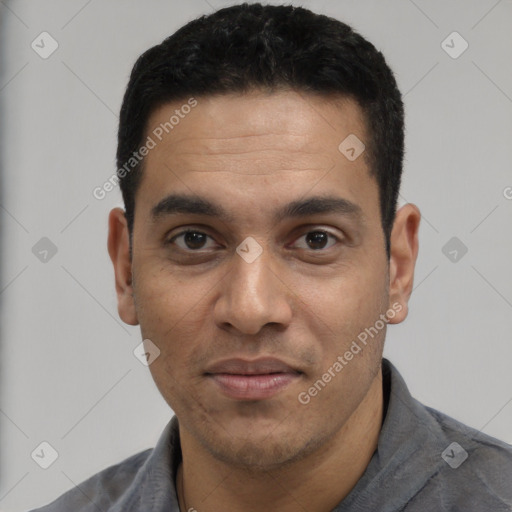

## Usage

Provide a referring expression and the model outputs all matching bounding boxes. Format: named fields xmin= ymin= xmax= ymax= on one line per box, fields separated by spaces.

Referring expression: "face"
xmin=109 ymin=89 xmax=417 ymax=469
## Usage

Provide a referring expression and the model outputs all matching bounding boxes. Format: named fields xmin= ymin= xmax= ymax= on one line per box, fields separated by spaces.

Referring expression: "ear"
xmin=107 ymin=207 xmax=139 ymax=326
xmin=387 ymin=203 xmax=421 ymax=324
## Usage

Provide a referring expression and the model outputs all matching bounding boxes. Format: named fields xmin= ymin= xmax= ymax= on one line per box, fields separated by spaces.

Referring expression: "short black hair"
xmin=116 ymin=3 xmax=404 ymax=256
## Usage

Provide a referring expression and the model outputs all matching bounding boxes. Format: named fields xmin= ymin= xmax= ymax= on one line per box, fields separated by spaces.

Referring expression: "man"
xmin=32 ymin=3 xmax=512 ymax=511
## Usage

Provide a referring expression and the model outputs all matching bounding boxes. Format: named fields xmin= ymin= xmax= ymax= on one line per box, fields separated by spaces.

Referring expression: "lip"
xmin=205 ymin=357 xmax=302 ymax=400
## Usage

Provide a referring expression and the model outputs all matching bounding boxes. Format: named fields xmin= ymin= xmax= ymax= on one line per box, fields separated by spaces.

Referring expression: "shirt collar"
xmin=332 ymin=358 xmax=450 ymax=511
xmin=111 ymin=414 xmax=181 ymax=511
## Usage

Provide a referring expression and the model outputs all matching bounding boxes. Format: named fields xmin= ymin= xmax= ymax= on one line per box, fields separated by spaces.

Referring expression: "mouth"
xmin=204 ymin=357 xmax=303 ymax=400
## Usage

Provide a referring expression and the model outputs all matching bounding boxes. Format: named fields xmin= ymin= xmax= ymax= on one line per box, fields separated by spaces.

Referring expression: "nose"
xmin=213 ymin=240 xmax=293 ymax=335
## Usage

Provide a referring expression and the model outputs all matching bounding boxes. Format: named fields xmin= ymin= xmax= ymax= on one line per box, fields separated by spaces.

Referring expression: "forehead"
xmin=143 ymin=89 xmax=367 ymax=160
xmin=135 ymin=90 xmax=378 ymax=226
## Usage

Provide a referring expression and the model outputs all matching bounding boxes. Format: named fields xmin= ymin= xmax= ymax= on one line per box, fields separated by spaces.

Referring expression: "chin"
xmin=211 ymin=437 xmax=304 ymax=469
xmin=197 ymin=420 xmax=326 ymax=471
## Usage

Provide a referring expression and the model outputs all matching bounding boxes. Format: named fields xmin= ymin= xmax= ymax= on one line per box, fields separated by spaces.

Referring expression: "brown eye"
xmin=168 ymin=230 xmax=216 ymax=251
xmin=293 ymin=230 xmax=339 ymax=251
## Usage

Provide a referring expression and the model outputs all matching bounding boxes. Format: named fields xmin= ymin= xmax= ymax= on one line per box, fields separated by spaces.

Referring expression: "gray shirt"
xmin=30 ymin=358 xmax=512 ymax=511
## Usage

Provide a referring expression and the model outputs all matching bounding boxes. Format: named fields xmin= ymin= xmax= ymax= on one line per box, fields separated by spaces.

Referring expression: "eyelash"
xmin=166 ymin=228 xmax=341 ymax=252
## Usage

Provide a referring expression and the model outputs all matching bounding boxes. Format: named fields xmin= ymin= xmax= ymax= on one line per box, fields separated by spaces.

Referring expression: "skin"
xmin=108 ymin=89 xmax=420 ymax=512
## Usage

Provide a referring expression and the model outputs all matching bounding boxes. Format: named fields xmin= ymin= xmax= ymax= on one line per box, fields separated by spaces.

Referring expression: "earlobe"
xmin=107 ymin=207 xmax=139 ymax=326
xmin=387 ymin=203 xmax=421 ymax=325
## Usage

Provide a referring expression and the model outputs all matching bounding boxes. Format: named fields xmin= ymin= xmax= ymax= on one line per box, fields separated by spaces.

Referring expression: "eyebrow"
xmin=150 ymin=193 xmax=363 ymax=224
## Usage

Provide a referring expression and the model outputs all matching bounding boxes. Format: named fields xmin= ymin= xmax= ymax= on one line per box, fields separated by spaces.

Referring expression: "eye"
xmin=167 ymin=228 xmax=341 ymax=253
xmin=167 ymin=230 xmax=218 ymax=251
xmin=292 ymin=230 xmax=340 ymax=251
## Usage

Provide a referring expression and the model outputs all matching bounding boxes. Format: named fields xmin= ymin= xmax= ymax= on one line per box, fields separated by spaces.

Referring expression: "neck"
xmin=176 ymin=368 xmax=383 ymax=512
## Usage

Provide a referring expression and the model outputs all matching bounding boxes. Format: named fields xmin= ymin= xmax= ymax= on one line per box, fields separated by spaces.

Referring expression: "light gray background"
xmin=0 ymin=0 xmax=511 ymax=510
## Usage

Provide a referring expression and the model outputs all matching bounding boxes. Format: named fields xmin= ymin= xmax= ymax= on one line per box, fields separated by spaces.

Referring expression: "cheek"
xmin=130 ymin=250 xmax=200 ymax=382
xmin=308 ymin=262 xmax=387 ymax=333
xmin=134 ymin=268 xmax=210 ymax=410
xmin=134 ymin=261 xmax=205 ymax=332
xmin=300 ymin=270 xmax=387 ymax=413
xmin=133 ymin=263 xmax=220 ymax=374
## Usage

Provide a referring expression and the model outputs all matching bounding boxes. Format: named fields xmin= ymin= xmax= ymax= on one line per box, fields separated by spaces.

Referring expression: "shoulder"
xmin=415 ymin=404 xmax=512 ymax=510
xmin=427 ymin=403 xmax=512 ymax=470
xmin=381 ymin=359 xmax=512 ymax=510
xmin=29 ymin=416 xmax=180 ymax=512
xmin=28 ymin=448 xmax=153 ymax=512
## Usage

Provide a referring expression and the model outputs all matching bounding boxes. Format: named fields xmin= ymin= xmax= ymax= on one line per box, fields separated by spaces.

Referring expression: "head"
xmin=108 ymin=3 xmax=420 ymax=469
